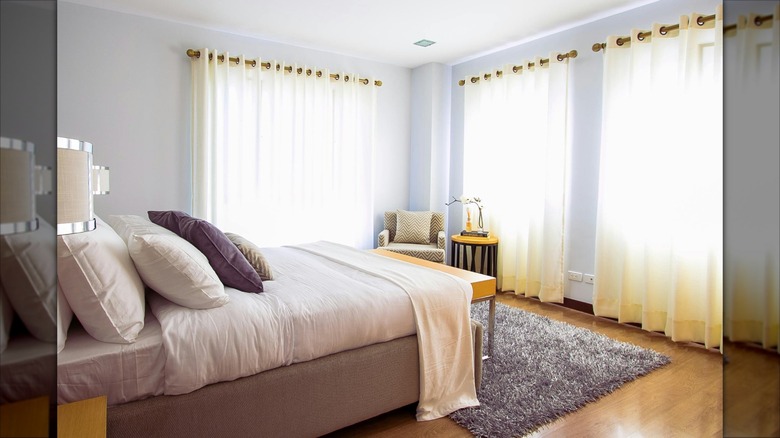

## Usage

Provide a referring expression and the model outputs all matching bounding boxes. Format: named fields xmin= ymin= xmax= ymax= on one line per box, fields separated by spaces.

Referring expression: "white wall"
xmin=447 ymin=0 xmax=720 ymax=303
xmin=57 ymin=2 xmax=412 ymax=243
xmin=409 ymin=62 xmax=452 ymax=215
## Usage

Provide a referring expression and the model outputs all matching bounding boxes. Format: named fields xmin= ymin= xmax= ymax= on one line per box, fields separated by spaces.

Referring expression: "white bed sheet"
xmin=0 ymin=334 xmax=56 ymax=404
xmin=149 ymin=244 xmax=416 ymax=395
xmin=57 ymin=311 xmax=165 ymax=406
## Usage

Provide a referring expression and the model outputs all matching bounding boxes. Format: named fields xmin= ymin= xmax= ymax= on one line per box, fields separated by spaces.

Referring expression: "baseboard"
xmin=556 ymin=297 xmax=594 ymax=315
xmin=499 ymin=291 xmax=595 ymax=315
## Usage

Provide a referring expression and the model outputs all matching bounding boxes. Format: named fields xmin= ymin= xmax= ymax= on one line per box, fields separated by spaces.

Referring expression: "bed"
xmin=52 ymin=214 xmax=483 ymax=437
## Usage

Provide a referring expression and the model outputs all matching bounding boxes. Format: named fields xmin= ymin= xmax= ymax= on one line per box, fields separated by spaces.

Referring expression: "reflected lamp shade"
xmin=0 ymin=137 xmax=38 ymax=234
xmin=57 ymin=137 xmax=95 ymax=235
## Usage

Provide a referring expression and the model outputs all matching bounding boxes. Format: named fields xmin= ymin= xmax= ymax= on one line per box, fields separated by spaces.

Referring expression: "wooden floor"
xmin=327 ymin=292 xmax=777 ymax=438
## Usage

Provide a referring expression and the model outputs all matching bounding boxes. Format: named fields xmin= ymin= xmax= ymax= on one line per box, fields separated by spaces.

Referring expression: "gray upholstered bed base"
xmin=107 ymin=322 xmax=483 ymax=438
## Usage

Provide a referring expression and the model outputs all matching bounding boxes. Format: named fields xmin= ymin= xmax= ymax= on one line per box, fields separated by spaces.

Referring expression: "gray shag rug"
xmin=450 ymin=302 xmax=670 ymax=437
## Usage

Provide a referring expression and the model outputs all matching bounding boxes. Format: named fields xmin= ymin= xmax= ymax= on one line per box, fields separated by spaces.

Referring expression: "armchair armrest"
xmin=437 ymin=230 xmax=445 ymax=250
xmin=378 ymin=229 xmax=390 ymax=247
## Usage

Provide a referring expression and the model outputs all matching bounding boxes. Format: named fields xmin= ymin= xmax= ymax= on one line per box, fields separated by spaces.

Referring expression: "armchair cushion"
xmin=437 ymin=230 xmax=446 ymax=250
xmin=378 ymin=229 xmax=389 ymax=247
xmin=385 ymin=243 xmax=445 ymax=263
xmin=394 ymin=210 xmax=432 ymax=244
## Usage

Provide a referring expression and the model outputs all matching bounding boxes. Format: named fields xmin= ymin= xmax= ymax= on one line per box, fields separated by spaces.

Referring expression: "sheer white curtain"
xmin=594 ymin=8 xmax=723 ymax=348
xmin=191 ymin=50 xmax=376 ymax=248
xmin=463 ymin=54 xmax=570 ymax=302
xmin=724 ymin=7 xmax=780 ymax=353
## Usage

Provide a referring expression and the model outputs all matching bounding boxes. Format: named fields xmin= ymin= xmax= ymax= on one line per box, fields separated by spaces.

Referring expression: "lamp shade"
xmin=0 ymin=137 xmax=38 ymax=234
xmin=57 ymin=137 xmax=95 ymax=235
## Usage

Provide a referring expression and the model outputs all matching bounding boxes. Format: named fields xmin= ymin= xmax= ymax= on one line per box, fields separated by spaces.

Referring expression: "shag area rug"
xmin=450 ymin=302 xmax=670 ymax=437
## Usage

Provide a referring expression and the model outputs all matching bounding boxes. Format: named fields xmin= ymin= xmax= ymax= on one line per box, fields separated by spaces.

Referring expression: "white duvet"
xmin=149 ymin=241 xmax=478 ymax=420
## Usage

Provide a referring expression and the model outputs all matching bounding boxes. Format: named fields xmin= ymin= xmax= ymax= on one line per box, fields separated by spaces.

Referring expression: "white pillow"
xmin=0 ymin=282 xmax=13 ymax=353
xmin=107 ymin=215 xmax=229 ymax=309
xmin=394 ymin=210 xmax=432 ymax=244
xmin=57 ymin=282 xmax=73 ymax=353
xmin=0 ymin=216 xmax=57 ymax=343
xmin=57 ymin=216 xmax=145 ymax=344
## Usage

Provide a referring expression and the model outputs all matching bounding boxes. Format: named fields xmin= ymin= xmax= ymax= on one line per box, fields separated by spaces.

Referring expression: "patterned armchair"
xmin=377 ymin=210 xmax=446 ymax=263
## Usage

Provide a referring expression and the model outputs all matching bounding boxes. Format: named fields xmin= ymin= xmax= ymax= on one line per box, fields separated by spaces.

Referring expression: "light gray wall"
xmin=57 ymin=2 xmax=412 ymax=244
xmin=409 ymin=62 xmax=452 ymax=216
xmin=448 ymin=0 xmax=720 ymax=303
xmin=1 ymin=1 xmax=56 ymax=226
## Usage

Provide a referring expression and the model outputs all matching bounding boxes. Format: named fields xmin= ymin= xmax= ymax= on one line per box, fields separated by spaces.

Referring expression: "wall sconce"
xmin=0 ymin=137 xmax=50 ymax=235
xmin=57 ymin=137 xmax=95 ymax=235
xmin=92 ymin=165 xmax=110 ymax=195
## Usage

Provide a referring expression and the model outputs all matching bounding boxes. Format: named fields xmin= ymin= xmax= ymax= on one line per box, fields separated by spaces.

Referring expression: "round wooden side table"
xmin=450 ymin=234 xmax=499 ymax=278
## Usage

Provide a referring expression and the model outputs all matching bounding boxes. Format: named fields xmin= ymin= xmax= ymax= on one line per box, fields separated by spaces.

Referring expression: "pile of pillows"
xmin=0 ymin=211 xmax=273 ymax=355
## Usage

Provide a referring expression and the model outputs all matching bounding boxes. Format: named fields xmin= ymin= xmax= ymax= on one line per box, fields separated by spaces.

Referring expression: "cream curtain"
xmin=191 ymin=50 xmax=376 ymax=248
xmin=593 ymin=8 xmax=723 ymax=348
xmin=724 ymin=6 xmax=780 ymax=353
xmin=463 ymin=54 xmax=570 ymax=302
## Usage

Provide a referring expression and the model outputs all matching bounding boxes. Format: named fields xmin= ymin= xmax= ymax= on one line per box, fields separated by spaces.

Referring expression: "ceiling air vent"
xmin=413 ymin=39 xmax=436 ymax=47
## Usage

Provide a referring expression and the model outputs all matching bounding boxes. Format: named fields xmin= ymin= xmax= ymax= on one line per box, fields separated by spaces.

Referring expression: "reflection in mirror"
xmin=0 ymin=1 xmax=57 ymax=436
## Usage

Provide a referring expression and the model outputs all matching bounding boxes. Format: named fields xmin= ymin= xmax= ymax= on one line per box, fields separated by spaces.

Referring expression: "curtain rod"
xmin=591 ymin=13 xmax=773 ymax=52
xmin=457 ymin=49 xmax=577 ymax=86
xmin=185 ymin=49 xmax=383 ymax=87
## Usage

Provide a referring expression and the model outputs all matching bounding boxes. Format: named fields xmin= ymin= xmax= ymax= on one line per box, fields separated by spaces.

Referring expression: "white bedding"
xmin=296 ymin=242 xmax=479 ymax=420
xmin=0 ymin=334 xmax=56 ymax=404
xmin=149 ymin=242 xmax=477 ymax=420
xmin=57 ymin=311 xmax=165 ymax=406
xmin=56 ymin=242 xmax=478 ymax=420
xmin=149 ymin=243 xmax=416 ymax=395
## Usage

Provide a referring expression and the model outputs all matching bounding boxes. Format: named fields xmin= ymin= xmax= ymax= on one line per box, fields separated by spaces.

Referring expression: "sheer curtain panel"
xmin=463 ymin=54 xmax=570 ymax=302
xmin=191 ymin=50 xmax=377 ymax=248
xmin=593 ymin=8 xmax=723 ymax=348
xmin=724 ymin=7 xmax=780 ymax=353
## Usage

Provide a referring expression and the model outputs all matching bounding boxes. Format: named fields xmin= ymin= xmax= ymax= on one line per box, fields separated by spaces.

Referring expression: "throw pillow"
xmin=148 ymin=210 xmax=191 ymax=235
xmin=394 ymin=210 xmax=432 ymax=244
xmin=179 ymin=218 xmax=264 ymax=293
xmin=108 ymin=215 xmax=229 ymax=309
xmin=224 ymin=232 xmax=274 ymax=281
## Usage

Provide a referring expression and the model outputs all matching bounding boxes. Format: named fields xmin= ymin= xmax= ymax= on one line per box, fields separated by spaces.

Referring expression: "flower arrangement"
xmin=446 ymin=195 xmax=484 ymax=231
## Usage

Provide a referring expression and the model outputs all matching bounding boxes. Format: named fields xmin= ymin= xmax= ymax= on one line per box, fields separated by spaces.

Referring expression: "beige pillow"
xmin=108 ymin=215 xmax=229 ymax=309
xmin=394 ymin=210 xmax=432 ymax=244
xmin=57 ymin=216 xmax=145 ymax=344
xmin=0 ymin=216 xmax=57 ymax=343
xmin=224 ymin=233 xmax=274 ymax=281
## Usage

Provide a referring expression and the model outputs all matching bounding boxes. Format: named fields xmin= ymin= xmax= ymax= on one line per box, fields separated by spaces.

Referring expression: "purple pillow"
xmin=178 ymin=217 xmax=264 ymax=293
xmin=148 ymin=210 xmax=191 ymax=236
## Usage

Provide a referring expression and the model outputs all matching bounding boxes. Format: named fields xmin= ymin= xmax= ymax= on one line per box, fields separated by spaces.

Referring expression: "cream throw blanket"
xmin=293 ymin=242 xmax=479 ymax=420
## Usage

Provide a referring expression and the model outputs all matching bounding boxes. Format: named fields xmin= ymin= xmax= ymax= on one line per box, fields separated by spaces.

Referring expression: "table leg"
xmin=491 ymin=245 xmax=497 ymax=278
xmin=450 ymin=241 xmax=455 ymax=266
xmin=488 ymin=296 xmax=495 ymax=359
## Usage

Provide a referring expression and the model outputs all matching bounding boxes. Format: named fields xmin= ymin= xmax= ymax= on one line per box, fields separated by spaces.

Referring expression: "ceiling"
xmin=63 ymin=0 xmax=657 ymax=68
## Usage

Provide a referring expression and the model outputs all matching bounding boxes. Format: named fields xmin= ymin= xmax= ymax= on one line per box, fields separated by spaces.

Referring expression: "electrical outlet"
xmin=567 ymin=271 xmax=583 ymax=281
xmin=584 ymin=274 xmax=595 ymax=284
